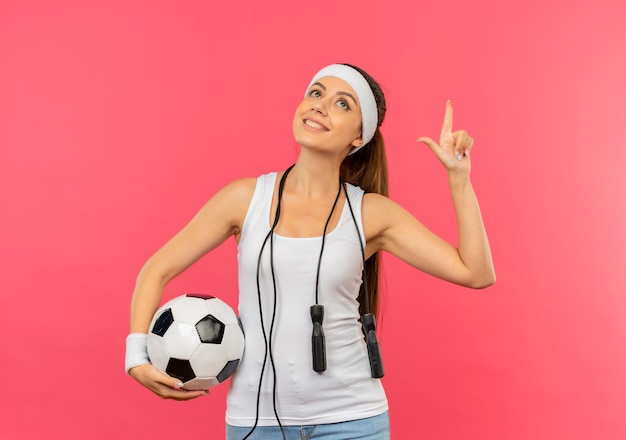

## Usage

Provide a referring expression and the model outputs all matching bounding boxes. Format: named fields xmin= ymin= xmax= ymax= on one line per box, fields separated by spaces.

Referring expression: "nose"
xmin=311 ymin=99 xmax=327 ymax=115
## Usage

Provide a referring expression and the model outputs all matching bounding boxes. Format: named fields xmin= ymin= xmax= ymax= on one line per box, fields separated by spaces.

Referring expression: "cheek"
xmin=292 ymin=104 xmax=303 ymax=130
xmin=292 ymin=101 xmax=309 ymax=125
xmin=337 ymin=107 xmax=362 ymax=137
xmin=339 ymin=115 xmax=362 ymax=139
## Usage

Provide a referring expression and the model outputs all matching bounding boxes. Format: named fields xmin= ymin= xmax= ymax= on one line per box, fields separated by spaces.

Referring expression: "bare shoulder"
xmin=362 ymin=192 xmax=394 ymax=208
xmin=193 ymin=177 xmax=256 ymax=234
xmin=361 ymin=192 xmax=405 ymax=245
xmin=220 ymin=177 xmax=257 ymax=201
xmin=362 ymin=192 xmax=404 ymax=227
xmin=209 ymin=176 xmax=257 ymax=204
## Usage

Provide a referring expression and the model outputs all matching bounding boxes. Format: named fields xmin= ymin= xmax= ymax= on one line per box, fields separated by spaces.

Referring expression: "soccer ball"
xmin=147 ymin=293 xmax=245 ymax=390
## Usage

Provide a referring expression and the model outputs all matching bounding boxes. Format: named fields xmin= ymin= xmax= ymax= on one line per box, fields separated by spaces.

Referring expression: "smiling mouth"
xmin=304 ymin=119 xmax=327 ymax=130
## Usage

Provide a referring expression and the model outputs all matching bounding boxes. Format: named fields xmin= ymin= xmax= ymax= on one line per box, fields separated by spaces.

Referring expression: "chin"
xmin=293 ymin=130 xmax=321 ymax=150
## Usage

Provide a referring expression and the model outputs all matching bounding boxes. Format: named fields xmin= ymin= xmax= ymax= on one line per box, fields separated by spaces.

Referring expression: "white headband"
xmin=305 ymin=64 xmax=379 ymax=154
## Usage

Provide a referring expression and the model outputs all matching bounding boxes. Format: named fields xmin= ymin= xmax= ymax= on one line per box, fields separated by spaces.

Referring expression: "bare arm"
xmin=364 ymin=179 xmax=494 ymax=288
xmin=127 ymin=177 xmax=255 ymax=399
xmin=130 ymin=177 xmax=255 ymax=333
xmin=364 ymin=101 xmax=495 ymax=288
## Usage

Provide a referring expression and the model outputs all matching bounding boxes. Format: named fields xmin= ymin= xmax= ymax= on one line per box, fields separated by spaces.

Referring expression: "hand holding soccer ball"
xmin=129 ymin=293 xmax=245 ymax=399
xmin=128 ymin=363 xmax=209 ymax=401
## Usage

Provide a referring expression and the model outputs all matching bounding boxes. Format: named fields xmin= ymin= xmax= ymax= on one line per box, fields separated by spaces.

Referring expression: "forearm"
xmin=448 ymin=172 xmax=495 ymax=288
xmin=129 ymin=264 xmax=169 ymax=333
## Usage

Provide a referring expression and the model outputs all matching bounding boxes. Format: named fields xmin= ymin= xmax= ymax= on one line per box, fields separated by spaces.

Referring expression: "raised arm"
xmin=364 ymin=101 xmax=495 ymax=288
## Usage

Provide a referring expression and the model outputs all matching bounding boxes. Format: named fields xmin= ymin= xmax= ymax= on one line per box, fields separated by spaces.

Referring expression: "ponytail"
xmin=341 ymin=128 xmax=388 ymax=318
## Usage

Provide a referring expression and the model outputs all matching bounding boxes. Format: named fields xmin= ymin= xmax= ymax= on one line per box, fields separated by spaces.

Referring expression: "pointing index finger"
xmin=440 ymin=100 xmax=454 ymax=137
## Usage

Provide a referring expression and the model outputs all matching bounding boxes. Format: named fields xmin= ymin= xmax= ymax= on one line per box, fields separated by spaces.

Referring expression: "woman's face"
xmin=293 ymin=76 xmax=363 ymax=155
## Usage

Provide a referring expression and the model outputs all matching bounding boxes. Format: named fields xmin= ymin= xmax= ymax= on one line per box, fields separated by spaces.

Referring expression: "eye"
xmin=337 ymin=99 xmax=350 ymax=110
xmin=309 ymin=89 xmax=322 ymax=98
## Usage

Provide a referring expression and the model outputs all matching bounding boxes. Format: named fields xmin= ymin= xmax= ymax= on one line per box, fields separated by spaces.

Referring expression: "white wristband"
xmin=125 ymin=333 xmax=150 ymax=374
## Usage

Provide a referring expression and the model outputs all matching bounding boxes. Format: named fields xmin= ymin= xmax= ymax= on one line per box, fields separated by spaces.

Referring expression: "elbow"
xmin=136 ymin=258 xmax=172 ymax=288
xmin=468 ymin=271 xmax=496 ymax=289
xmin=471 ymin=278 xmax=496 ymax=289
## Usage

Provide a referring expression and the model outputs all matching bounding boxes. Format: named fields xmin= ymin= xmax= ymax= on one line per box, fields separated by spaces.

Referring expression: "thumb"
xmin=416 ymin=137 xmax=438 ymax=152
xmin=417 ymin=136 xmax=455 ymax=167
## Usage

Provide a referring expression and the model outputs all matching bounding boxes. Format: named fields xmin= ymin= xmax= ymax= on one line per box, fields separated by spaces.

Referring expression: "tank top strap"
xmin=240 ymin=172 xmax=277 ymax=247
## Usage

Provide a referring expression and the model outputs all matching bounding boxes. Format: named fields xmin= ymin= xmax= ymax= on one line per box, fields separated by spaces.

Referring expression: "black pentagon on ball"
xmin=151 ymin=308 xmax=174 ymax=337
xmin=166 ymin=358 xmax=196 ymax=383
xmin=217 ymin=359 xmax=240 ymax=383
xmin=195 ymin=314 xmax=225 ymax=344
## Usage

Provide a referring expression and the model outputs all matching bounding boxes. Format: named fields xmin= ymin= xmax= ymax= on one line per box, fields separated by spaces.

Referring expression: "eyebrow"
xmin=311 ymin=81 xmax=358 ymax=106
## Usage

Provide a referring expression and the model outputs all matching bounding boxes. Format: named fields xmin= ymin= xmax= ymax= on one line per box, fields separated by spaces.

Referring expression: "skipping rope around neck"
xmin=243 ymin=165 xmax=384 ymax=439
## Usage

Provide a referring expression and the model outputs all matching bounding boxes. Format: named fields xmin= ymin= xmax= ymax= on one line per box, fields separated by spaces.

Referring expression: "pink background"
xmin=2 ymin=0 xmax=625 ymax=438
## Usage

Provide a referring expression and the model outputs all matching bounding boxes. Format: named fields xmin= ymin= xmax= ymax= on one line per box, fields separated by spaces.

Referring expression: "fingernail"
xmin=176 ymin=381 xmax=184 ymax=389
xmin=455 ymin=152 xmax=463 ymax=161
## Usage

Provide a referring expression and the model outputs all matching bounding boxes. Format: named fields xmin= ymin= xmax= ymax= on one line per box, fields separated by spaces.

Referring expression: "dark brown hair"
xmin=339 ymin=64 xmax=388 ymax=318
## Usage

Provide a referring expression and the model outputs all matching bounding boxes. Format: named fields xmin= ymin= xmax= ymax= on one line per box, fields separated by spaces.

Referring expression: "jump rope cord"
xmin=246 ymin=167 xmax=369 ymax=439
xmin=344 ymin=183 xmax=385 ymax=379
xmin=243 ymin=229 xmax=272 ymax=440
xmin=244 ymin=165 xmax=294 ymax=440
xmin=314 ymin=179 xmax=343 ymax=305
xmin=342 ymin=182 xmax=371 ymax=315
xmin=268 ymin=228 xmax=284 ymax=434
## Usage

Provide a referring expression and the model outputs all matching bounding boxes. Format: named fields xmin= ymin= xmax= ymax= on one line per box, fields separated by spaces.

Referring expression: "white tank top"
xmin=226 ymin=172 xmax=388 ymax=427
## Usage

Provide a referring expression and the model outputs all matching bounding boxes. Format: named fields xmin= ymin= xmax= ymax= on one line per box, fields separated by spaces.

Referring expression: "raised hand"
xmin=417 ymin=101 xmax=474 ymax=175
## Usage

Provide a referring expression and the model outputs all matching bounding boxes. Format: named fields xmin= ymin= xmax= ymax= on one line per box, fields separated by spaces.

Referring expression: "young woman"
xmin=126 ymin=64 xmax=495 ymax=439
